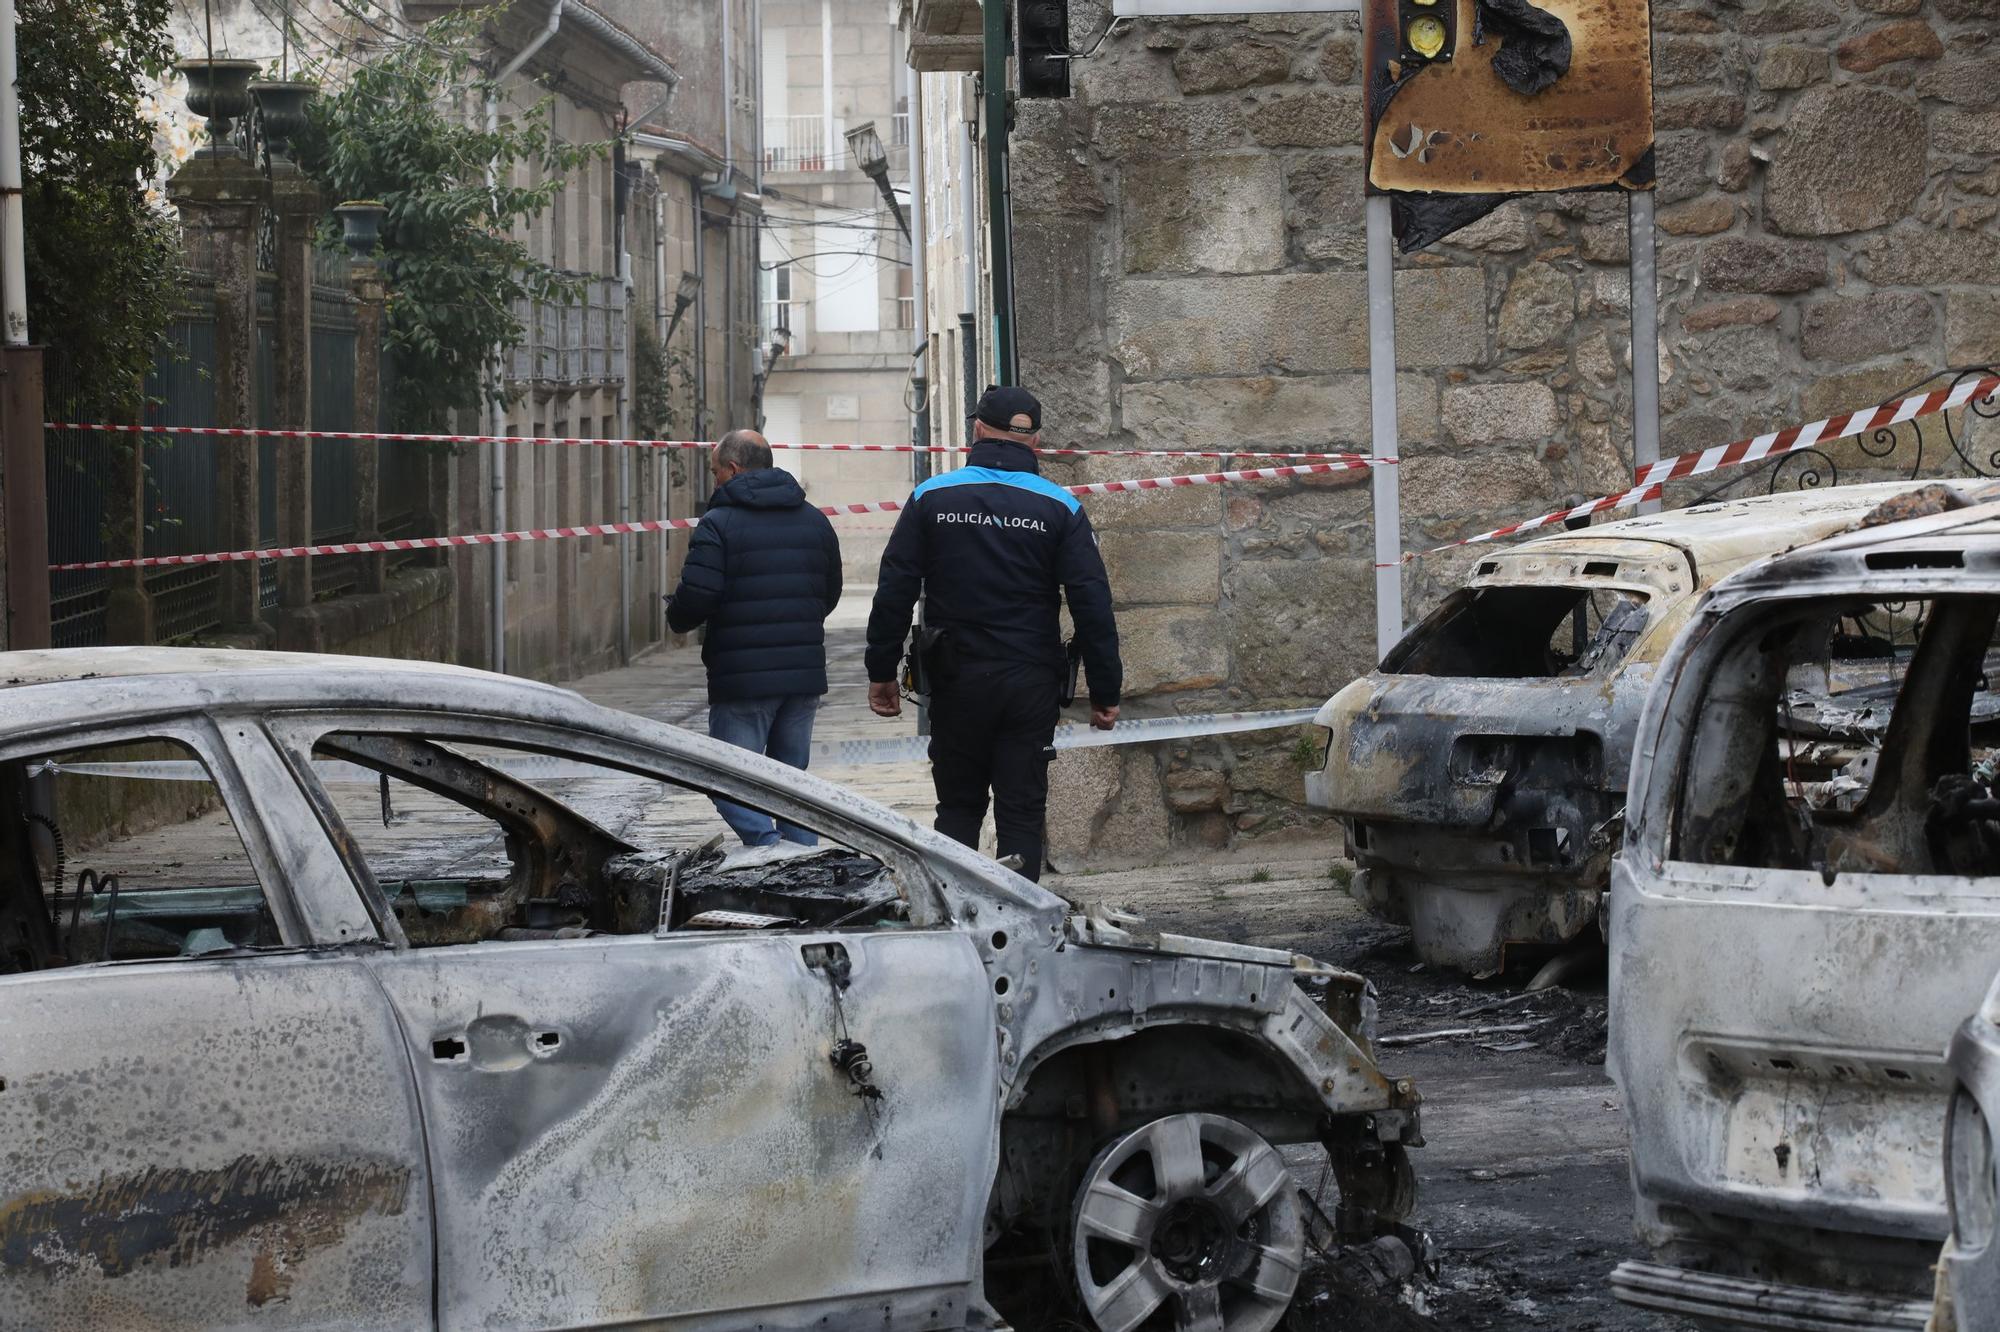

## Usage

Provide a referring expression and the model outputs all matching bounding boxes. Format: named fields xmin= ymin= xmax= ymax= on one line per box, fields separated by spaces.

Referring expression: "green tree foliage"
xmin=631 ymin=320 xmax=692 ymax=441
xmin=294 ymin=12 xmax=606 ymax=429
xmin=21 ymin=0 xmax=181 ymax=415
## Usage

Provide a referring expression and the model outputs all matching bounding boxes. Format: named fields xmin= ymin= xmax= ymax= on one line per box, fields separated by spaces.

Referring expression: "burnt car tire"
xmin=1069 ymin=1112 xmax=1304 ymax=1332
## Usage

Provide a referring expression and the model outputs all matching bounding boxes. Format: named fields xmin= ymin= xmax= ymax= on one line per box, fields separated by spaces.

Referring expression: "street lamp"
xmin=843 ymin=119 xmax=910 ymax=242
xmin=663 ymin=271 xmax=702 ymax=344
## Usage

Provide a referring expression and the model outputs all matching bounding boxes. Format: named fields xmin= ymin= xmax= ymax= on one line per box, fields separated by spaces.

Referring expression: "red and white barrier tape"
xmin=51 ymin=375 xmax=2000 ymax=576
xmin=1413 ymin=372 xmax=2000 ymax=559
xmin=44 ymin=420 xmax=1390 ymax=465
xmin=48 ymin=457 xmax=1382 ymax=572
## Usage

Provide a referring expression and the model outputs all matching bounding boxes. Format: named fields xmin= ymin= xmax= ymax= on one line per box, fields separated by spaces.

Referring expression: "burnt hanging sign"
xmin=1363 ymin=0 xmax=1655 ymax=251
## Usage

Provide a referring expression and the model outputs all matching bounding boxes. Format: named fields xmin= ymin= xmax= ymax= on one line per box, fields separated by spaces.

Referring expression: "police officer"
xmin=866 ymin=385 xmax=1121 ymax=882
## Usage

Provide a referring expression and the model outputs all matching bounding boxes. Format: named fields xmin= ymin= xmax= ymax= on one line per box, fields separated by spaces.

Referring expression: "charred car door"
xmin=0 ymin=716 xmax=434 ymax=1331
xmin=275 ymin=714 xmax=1002 ymax=1331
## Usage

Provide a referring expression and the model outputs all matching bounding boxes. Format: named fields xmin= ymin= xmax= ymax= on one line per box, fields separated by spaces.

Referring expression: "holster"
xmin=903 ymin=625 xmax=958 ymax=703
xmin=1060 ymin=638 xmax=1083 ymax=708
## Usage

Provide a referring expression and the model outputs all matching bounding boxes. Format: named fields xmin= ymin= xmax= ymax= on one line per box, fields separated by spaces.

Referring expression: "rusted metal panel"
xmin=0 ymin=956 xmax=433 ymax=1331
xmin=1362 ymin=0 xmax=1655 ymax=197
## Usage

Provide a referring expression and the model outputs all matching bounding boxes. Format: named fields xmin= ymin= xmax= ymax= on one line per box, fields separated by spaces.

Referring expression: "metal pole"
xmin=982 ymin=0 xmax=1016 ymax=384
xmin=906 ymin=55 xmax=932 ymax=740
xmin=1365 ymin=195 xmax=1402 ymax=660
xmin=906 ymin=57 xmax=931 ymax=487
xmin=1629 ymin=189 xmax=1661 ymax=516
xmin=693 ymin=192 xmax=707 ymax=440
xmin=959 ymin=107 xmax=978 ymax=448
xmin=484 ymin=0 xmax=566 ymax=675
xmin=0 ymin=0 xmax=26 ymax=346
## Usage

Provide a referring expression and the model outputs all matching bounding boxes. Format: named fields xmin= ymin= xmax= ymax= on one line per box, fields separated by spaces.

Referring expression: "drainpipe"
xmin=906 ymin=53 xmax=930 ymax=486
xmin=693 ymin=188 xmax=707 ymax=441
xmin=723 ymin=220 xmax=736 ymax=429
xmin=981 ymin=0 xmax=1015 ymax=385
xmin=958 ymin=94 xmax=977 ymax=451
xmin=484 ymin=0 xmax=566 ymax=674
xmin=655 ymin=184 xmax=669 ymax=623
xmin=753 ymin=0 xmax=764 ymax=194
xmin=732 ymin=0 xmax=740 ymax=176
xmin=0 ymin=0 xmax=27 ymax=346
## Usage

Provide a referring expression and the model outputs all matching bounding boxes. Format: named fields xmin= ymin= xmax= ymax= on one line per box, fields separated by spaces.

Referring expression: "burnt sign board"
xmin=1363 ymin=0 xmax=1654 ymax=250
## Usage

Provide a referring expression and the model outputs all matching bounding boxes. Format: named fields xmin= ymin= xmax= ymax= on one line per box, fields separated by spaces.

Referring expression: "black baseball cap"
xmin=969 ymin=384 xmax=1042 ymax=433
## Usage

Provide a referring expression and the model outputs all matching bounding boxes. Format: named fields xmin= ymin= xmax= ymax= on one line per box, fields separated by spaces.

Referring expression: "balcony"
xmin=765 ymin=113 xmax=909 ymax=173
xmin=506 ymin=275 xmax=629 ymax=387
xmin=908 ymin=0 xmax=984 ymax=71
xmin=762 ymin=298 xmax=806 ymax=356
xmin=765 ymin=114 xmax=840 ymax=172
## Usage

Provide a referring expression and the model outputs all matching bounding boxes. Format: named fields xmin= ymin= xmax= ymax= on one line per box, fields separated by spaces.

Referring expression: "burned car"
xmin=1941 ymin=966 xmax=2000 ymax=1331
xmin=1307 ymin=482 xmax=1969 ymax=976
xmin=0 ymin=648 xmax=1421 ymax=1331
xmin=1606 ymin=491 xmax=2000 ymax=1328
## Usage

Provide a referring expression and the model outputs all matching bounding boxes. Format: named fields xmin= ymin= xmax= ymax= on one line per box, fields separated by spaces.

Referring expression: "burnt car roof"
xmin=1706 ymin=494 xmax=2000 ymax=599
xmin=1484 ymin=481 xmax=1985 ymax=584
xmin=0 ymin=646 xmax=539 ymax=692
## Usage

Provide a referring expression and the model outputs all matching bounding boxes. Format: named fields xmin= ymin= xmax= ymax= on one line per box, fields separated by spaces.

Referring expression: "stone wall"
xmin=1020 ymin=0 xmax=1999 ymax=864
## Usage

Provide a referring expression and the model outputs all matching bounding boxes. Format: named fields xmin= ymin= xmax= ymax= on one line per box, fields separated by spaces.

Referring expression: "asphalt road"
xmin=1060 ymin=856 xmax=1691 ymax=1332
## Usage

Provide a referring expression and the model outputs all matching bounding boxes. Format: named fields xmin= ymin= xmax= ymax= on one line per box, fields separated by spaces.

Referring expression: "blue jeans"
xmin=706 ymin=694 xmax=822 ymax=847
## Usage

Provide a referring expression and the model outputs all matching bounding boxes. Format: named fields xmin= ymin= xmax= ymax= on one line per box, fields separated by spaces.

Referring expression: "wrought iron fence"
xmin=1682 ymin=366 xmax=2000 ymax=506
xmin=45 ymin=255 xmax=395 ymax=645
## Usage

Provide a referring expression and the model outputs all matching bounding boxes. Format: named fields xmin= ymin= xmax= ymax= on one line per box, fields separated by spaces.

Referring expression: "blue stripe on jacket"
xmin=912 ymin=465 xmax=1081 ymax=513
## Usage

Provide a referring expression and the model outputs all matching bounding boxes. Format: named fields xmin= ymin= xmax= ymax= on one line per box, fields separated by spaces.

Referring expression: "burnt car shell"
xmin=0 ymin=649 xmax=1421 ymax=1331
xmin=1308 ymin=483 xmax=1966 ymax=976
xmin=1608 ymin=497 xmax=2000 ymax=1329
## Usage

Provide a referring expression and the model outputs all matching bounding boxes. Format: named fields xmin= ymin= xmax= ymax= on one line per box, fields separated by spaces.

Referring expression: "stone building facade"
xmin=904 ymin=0 xmax=2000 ymax=864
xmin=758 ymin=0 xmax=924 ymax=579
xmin=160 ymin=0 xmax=765 ymax=684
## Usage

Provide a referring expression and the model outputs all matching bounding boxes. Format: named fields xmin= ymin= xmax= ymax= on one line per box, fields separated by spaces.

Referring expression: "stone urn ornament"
xmin=175 ymin=57 xmax=261 ymax=156
xmin=249 ymin=79 xmax=318 ymax=169
xmin=334 ymin=201 xmax=389 ymax=260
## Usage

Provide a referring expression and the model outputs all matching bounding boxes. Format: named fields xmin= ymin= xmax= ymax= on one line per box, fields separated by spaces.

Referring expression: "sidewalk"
xmin=572 ymin=588 xmax=937 ymax=829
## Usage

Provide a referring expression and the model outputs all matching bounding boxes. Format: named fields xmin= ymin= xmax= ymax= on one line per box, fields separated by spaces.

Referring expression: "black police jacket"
xmin=866 ymin=439 xmax=1122 ymax=707
xmin=666 ymin=467 xmax=842 ymax=701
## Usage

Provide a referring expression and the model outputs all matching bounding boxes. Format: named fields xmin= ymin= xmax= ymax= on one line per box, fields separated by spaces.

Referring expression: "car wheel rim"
xmin=1071 ymin=1112 xmax=1304 ymax=1332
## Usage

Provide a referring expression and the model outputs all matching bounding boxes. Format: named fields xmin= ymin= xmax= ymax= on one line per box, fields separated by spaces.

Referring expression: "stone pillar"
xmin=167 ymin=155 xmax=267 ymax=639
xmin=271 ymin=172 xmax=319 ymax=627
xmin=351 ymin=257 xmax=388 ymax=594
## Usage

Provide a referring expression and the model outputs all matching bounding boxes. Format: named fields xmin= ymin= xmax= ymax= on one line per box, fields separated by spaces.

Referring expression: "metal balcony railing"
xmin=508 ymin=276 xmax=628 ymax=387
xmin=765 ymin=114 xmax=840 ymax=172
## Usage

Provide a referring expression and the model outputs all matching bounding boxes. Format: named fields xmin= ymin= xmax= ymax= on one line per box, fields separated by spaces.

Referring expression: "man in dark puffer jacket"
xmin=666 ymin=430 xmax=842 ymax=846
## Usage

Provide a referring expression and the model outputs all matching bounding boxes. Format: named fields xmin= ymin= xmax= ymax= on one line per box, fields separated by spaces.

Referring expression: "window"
xmin=812 ymin=222 xmax=879 ymax=333
xmin=896 ymin=268 xmax=915 ymax=330
xmin=1389 ymin=585 xmax=1650 ymax=679
xmin=0 ymin=738 xmax=283 ymax=973
xmin=763 ymin=264 xmax=800 ymax=354
xmin=1672 ymin=595 xmax=2000 ymax=876
xmin=305 ymin=732 xmax=913 ymax=949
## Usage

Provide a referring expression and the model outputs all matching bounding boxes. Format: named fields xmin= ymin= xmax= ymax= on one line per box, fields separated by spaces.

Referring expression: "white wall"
xmin=812 ymin=222 xmax=881 ymax=333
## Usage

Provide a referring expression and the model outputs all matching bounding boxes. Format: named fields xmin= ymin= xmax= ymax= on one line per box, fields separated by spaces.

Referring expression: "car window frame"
xmin=1632 ymin=580 xmax=2000 ymax=896
xmin=0 ymin=714 xmax=335 ymax=957
xmin=263 ymin=707 xmax=957 ymax=945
